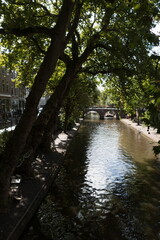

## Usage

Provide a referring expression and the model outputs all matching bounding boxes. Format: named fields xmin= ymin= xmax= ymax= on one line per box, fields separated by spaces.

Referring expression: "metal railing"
xmin=0 ymin=116 xmax=20 ymax=131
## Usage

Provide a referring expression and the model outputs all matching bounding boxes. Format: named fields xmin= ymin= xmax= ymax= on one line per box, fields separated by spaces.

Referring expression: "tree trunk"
xmin=0 ymin=0 xmax=75 ymax=207
xmin=40 ymin=110 xmax=59 ymax=151
xmin=19 ymin=31 xmax=102 ymax=175
xmin=0 ymin=175 xmax=11 ymax=210
xmin=64 ymin=111 xmax=69 ymax=133
xmin=64 ymin=103 xmax=72 ymax=133
xmin=21 ymin=64 xmax=76 ymax=174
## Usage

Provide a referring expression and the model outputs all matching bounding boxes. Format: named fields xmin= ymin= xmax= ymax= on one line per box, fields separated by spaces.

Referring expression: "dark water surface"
xmin=21 ymin=119 xmax=160 ymax=240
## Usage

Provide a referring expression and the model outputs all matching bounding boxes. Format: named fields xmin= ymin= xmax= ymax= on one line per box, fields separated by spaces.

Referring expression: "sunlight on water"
xmin=22 ymin=119 xmax=160 ymax=240
xmin=85 ymin=121 xmax=137 ymax=192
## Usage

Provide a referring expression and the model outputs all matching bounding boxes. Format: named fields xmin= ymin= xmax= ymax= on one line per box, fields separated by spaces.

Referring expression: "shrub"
xmin=153 ymin=141 xmax=160 ymax=157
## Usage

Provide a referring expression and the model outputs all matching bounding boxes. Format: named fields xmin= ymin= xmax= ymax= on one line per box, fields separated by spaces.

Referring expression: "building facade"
xmin=0 ymin=67 xmax=26 ymax=126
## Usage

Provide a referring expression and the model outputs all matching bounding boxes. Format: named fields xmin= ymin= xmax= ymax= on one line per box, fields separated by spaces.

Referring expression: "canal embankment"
xmin=0 ymin=122 xmax=80 ymax=240
xmin=121 ymin=118 xmax=160 ymax=143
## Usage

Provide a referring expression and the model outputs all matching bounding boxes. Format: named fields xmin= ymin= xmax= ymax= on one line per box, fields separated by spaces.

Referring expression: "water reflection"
xmin=85 ymin=121 xmax=135 ymax=193
xmin=118 ymin=123 xmax=155 ymax=162
xmin=21 ymin=119 xmax=160 ymax=240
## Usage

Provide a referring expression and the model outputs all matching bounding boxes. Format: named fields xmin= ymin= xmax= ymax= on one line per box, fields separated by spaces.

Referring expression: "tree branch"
xmin=31 ymin=37 xmax=46 ymax=54
xmin=65 ymin=1 xmax=83 ymax=45
xmin=77 ymin=3 xmax=117 ymax=66
xmin=78 ymin=32 xmax=101 ymax=64
xmin=82 ymin=66 xmax=134 ymax=76
xmin=11 ymin=0 xmax=56 ymax=17
xmin=59 ymin=52 xmax=71 ymax=64
xmin=0 ymin=27 xmax=53 ymax=37
xmin=72 ymin=34 xmax=79 ymax=60
xmin=34 ymin=1 xmax=56 ymax=17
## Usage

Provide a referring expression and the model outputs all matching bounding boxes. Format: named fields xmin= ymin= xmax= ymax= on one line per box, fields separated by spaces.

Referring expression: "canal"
xmin=21 ymin=119 xmax=160 ymax=240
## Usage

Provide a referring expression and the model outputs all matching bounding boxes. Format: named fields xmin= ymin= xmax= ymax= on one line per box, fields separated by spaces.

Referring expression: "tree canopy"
xmin=0 ymin=0 xmax=160 ymax=207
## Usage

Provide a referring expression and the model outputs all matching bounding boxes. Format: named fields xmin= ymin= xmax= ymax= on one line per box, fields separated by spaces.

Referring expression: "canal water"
xmin=21 ymin=119 xmax=160 ymax=240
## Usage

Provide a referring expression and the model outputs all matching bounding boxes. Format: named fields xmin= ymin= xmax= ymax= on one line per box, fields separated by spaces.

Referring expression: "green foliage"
xmin=46 ymin=60 xmax=66 ymax=93
xmin=153 ymin=141 xmax=160 ymax=157
xmin=0 ymin=0 xmax=59 ymax=87
xmin=61 ymin=73 xmax=100 ymax=130
xmin=147 ymin=103 xmax=160 ymax=132
xmin=1 ymin=0 xmax=159 ymax=85
xmin=0 ymin=0 xmax=159 ymax=128
xmin=98 ymin=50 xmax=160 ymax=126
xmin=141 ymin=110 xmax=151 ymax=125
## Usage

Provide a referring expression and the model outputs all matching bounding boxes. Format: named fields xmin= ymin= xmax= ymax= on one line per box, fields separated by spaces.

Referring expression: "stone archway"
xmin=84 ymin=110 xmax=101 ymax=119
xmin=84 ymin=107 xmax=120 ymax=120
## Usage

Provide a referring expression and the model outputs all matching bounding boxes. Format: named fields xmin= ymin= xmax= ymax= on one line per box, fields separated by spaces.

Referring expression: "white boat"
xmin=105 ymin=114 xmax=114 ymax=119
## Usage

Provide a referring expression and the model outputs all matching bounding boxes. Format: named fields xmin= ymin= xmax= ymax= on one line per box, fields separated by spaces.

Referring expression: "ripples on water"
xmin=22 ymin=119 xmax=160 ymax=240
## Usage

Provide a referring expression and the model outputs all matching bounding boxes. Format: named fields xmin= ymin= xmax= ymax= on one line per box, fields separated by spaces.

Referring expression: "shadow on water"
xmin=20 ymin=119 xmax=160 ymax=240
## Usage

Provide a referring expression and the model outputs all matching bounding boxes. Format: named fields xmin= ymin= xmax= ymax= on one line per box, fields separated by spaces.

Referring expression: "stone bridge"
xmin=84 ymin=107 xmax=120 ymax=120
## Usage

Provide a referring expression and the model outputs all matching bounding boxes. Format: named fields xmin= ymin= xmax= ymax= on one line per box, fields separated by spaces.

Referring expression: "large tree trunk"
xmin=63 ymin=99 xmax=73 ymax=133
xmin=40 ymin=109 xmax=59 ymax=151
xmin=19 ymin=31 xmax=102 ymax=175
xmin=0 ymin=0 xmax=75 ymax=208
xmin=40 ymin=113 xmax=62 ymax=152
xmin=20 ymin=65 xmax=77 ymax=174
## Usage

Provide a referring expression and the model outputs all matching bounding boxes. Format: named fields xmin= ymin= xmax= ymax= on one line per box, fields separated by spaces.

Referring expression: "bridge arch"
xmin=84 ymin=107 xmax=120 ymax=120
xmin=84 ymin=110 xmax=102 ymax=119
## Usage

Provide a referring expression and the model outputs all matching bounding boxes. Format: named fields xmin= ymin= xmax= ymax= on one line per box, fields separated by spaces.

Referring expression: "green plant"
xmin=153 ymin=141 xmax=160 ymax=157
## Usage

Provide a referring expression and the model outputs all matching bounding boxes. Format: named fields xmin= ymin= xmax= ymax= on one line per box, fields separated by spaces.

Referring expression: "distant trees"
xmin=61 ymin=74 xmax=100 ymax=132
xmin=100 ymin=54 xmax=160 ymax=129
xmin=0 ymin=0 xmax=159 ymax=208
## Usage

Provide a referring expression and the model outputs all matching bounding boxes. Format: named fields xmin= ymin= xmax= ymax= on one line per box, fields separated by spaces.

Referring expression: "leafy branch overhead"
xmin=0 ymin=0 xmax=159 ymax=208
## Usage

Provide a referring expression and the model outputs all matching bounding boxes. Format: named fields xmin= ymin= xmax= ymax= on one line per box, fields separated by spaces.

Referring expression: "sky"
xmin=151 ymin=22 xmax=160 ymax=54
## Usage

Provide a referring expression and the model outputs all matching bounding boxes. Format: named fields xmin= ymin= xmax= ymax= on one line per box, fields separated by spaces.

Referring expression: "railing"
xmin=0 ymin=116 xmax=20 ymax=131
xmin=87 ymin=107 xmax=119 ymax=110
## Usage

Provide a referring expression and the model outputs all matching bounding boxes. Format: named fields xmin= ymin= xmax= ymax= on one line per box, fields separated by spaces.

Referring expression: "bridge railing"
xmin=87 ymin=107 xmax=119 ymax=111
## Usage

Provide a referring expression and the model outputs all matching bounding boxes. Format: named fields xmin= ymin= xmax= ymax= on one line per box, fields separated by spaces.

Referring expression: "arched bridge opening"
xmin=84 ymin=110 xmax=101 ymax=119
xmin=84 ymin=107 xmax=120 ymax=120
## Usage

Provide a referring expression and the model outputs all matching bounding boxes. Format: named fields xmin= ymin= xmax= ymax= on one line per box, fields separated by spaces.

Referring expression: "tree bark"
xmin=19 ymin=30 xmax=103 ymax=174
xmin=0 ymin=0 xmax=75 ymax=207
xmin=63 ymin=100 xmax=73 ymax=133
xmin=41 ymin=82 xmax=74 ymax=149
xmin=40 ymin=113 xmax=59 ymax=151
xmin=20 ymin=63 xmax=77 ymax=173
